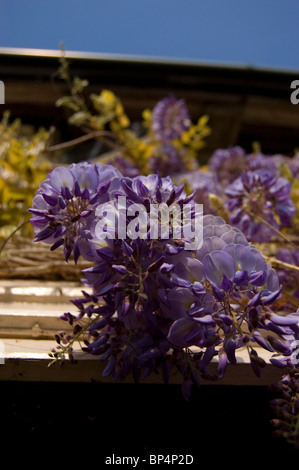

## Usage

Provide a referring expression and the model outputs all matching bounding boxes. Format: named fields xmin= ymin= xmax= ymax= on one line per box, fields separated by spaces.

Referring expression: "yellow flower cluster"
xmin=0 ymin=111 xmax=51 ymax=237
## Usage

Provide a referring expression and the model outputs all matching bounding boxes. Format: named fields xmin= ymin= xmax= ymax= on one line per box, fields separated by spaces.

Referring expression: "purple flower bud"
xmin=270 ymin=312 xmax=299 ymax=326
xmin=211 ymin=283 xmax=225 ymax=301
xmin=34 ymin=226 xmax=55 ymax=241
xmin=171 ymin=274 xmax=192 ymax=288
xmin=249 ymin=350 xmax=266 ymax=368
xmin=267 ymin=336 xmax=291 ymax=355
xmin=224 ymin=337 xmax=237 ymax=364
xmin=147 ymin=255 xmax=166 ymax=273
xmin=151 ymin=96 xmax=191 ymax=141
xmin=102 ymin=355 xmax=116 ymax=377
xmin=58 ymin=196 xmax=67 ymax=209
xmin=42 ymin=193 xmax=58 ymax=206
xmin=81 ymin=187 xmax=90 ymax=200
xmin=261 ymin=288 xmax=282 ymax=305
xmin=112 ymin=264 xmax=127 ymax=274
xmin=50 ymin=239 xmax=64 ymax=251
xmin=220 ymin=274 xmax=233 ymax=292
xmin=234 ymin=269 xmax=249 ymax=285
xmin=160 ymin=263 xmax=175 ymax=274
xmin=249 ymin=270 xmax=267 ymax=286
xmin=64 ymin=186 xmax=73 ymax=200
xmin=74 ymin=180 xmax=81 ymax=197
xmin=218 ymin=349 xmax=228 ymax=379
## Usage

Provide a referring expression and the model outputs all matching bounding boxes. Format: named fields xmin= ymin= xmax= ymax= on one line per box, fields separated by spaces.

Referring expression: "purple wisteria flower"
xmin=163 ymin=215 xmax=297 ymax=382
xmin=28 ymin=161 xmax=123 ymax=261
xmin=53 ymin=202 xmax=298 ymax=399
xmin=248 ymin=152 xmax=286 ymax=173
xmin=30 ymin=161 xmax=298 ymax=404
xmin=208 ymin=146 xmax=249 ymax=186
xmin=122 ymin=172 xmax=187 ymax=205
xmin=176 ymin=170 xmax=220 ymax=212
xmin=148 ymin=143 xmax=191 ymax=177
xmin=225 ymin=169 xmax=296 ymax=243
xmin=151 ymin=96 xmax=191 ymax=142
xmin=99 ymin=154 xmax=140 ymax=177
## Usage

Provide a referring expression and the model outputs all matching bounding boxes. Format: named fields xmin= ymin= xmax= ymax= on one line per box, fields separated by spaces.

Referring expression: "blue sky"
xmin=0 ymin=0 xmax=299 ymax=71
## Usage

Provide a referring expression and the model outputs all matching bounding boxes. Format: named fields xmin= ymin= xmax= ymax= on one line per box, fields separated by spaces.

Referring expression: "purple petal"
xmin=249 ymin=270 xmax=267 ymax=286
xmin=224 ymin=338 xmax=237 ymax=364
xmin=167 ymin=318 xmax=194 ymax=347
xmin=199 ymin=345 xmax=217 ymax=369
xmin=171 ymin=274 xmax=192 ymax=288
xmin=220 ymin=274 xmax=233 ymax=291
xmin=147 ymin=255 xmax=166 ymax=273
xmin=267 ymin=336 xmax=291 ymax=355
xmin=50 ymin=239 xmax=64 ymax=251
xmin=193 ymin=314 xmax=214 ymax=325
xmin=50 ymin=166 xmax=75 ymax=192
xmin=234 ymin=270 xmax=249 ymax=285
xmin=203 ymin=250 xmax=236 ymax=287
xmin=270 ymin=312 xmax=299 ymax=326
xmin=252 ymin=333 xmax=274 ymax=352
xmin=269 ymin=358 xmax=289 ymax=368
xmin=112 ymin=264 xmax=127 ymax=274
xmin=165 ymin=244 xmax=184 ymax=255
xmin=261 ymin=288 xmax=282 ymax=305
xmin=196 ymin=237 xmax=226 ymax=262
xmin=211 ymin=283 xmax=225 ymax=301
xmin=34 ymin=226 xmax=55 ymax=241
xmin=160 ymin=263 xmax=175 ymax=274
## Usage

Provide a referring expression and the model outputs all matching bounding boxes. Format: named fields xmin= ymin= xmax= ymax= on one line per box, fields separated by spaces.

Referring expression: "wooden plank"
xmin=0 ymin=338 xmax=287 ymax=386
xmin=0 ymin=279 xmax=291 ymax=385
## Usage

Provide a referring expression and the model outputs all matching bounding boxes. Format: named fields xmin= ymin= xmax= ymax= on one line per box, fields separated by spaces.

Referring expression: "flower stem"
xmin=48 ymin=314 xmax=100 ymax=366
xmin=0 ymin=219 xmax=30 ymax=254
xmin=255 ymin=215 xmax=298 ymax=250
xmin=46 ymin=130 xmax=118 ymax=152
xmin=263 ymin=255 xmax=299 ymax=274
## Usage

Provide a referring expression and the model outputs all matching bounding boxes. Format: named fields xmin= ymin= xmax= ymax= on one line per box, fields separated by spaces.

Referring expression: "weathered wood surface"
xmin=0 ymin=337 xmax=286 ymax=385
xmin=0 ymin=279 xmax=288 ymax=385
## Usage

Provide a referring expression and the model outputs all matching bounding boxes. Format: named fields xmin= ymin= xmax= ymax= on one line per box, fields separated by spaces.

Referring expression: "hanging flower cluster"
xmin=180 ymin=146 xmax=297 ymax=244
xmin=225 ymin=169 xmax=296 ymax=243
xmin=29 ymin=161 xmax=123 ymax=261
xmin=26 ymin=61 xmax=299 ymax=448
xmin=29 ymin=161 xmax=299 ymax=413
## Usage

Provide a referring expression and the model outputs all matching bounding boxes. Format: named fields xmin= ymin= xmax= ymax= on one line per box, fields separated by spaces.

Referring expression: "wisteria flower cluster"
xmin=26 ymin=61 xmax=299 ymax=448
xmin=29 ymin=160 xmax=299 ymax=450
xmin=180 ymin=146 xmax=297 ymax=245
xmin=173 ymin=145 xmax=299 ymax=448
